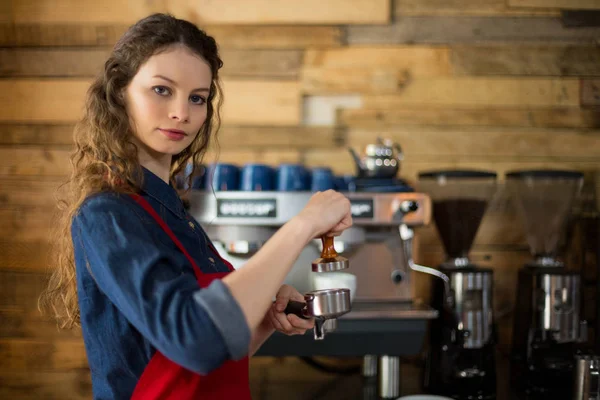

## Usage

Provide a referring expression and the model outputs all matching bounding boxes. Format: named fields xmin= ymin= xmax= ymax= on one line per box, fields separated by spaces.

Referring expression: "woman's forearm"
xmin=249 ymin=315 xmax=275 ymax=356
xmin=222 ymin=216 xmax=314 ymax=334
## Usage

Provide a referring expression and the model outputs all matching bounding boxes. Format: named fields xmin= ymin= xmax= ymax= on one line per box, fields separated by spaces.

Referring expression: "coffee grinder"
xmin=506 ymin=170 xmax=587 ymax=399
xmin=417 ymin=170 xmax=498 ymax=400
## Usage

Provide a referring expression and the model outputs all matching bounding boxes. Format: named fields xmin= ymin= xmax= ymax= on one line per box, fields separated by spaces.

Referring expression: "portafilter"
xmin=284 ymin=288 xmax=351 ymax=340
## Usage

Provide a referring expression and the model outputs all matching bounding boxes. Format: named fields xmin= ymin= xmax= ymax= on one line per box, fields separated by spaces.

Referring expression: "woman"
xmin=39 ymin=13 xmax=352 ymax=400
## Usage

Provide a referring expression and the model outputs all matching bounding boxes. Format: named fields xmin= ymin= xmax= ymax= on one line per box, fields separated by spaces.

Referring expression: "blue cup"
xmin=176 ymin=162 xmax=205 ymax=190
xmin=240 ymin=163 xmax=275 ymax=191
xmin=334 ymin=175 xmax=355 ymax=191
xmin=311 ymin=167 xmax=335 ymax=191
xmin=190 ymin=165 xmax=207 ymax=190
xmin=276 ymin=164 xmax=310 ymax=192
xmin=205 ymin=163 xmax=240 ymax=191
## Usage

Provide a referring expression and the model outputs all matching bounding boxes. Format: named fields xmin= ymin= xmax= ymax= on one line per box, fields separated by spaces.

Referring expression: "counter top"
xmin=249 ymin=351 xmax=518 ymax=400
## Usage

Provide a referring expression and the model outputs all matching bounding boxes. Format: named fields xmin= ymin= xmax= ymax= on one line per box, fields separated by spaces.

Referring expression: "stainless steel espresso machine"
xmin=417 ymin=170 xmax=499 ymax=400
xmin=185 ymin=139 xmax=440 ymax=398
xmin=506 ymin=170 xmax=590 ymax=399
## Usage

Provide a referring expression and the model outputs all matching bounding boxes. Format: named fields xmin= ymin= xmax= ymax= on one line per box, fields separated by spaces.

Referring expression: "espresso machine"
xmin=185 ymin=138 xmax=441 ymax=398
xmin=506 ymin=170 xmax=589 ymax=399
xmin=416 ymin=170 xmax=499 ymax=400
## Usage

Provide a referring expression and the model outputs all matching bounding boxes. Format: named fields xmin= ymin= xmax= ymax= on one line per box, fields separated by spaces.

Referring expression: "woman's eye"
xmin=190 ymin=95 xmax=206 ymax=105
xmin=153 ymin=86 xmax=170 ymax=96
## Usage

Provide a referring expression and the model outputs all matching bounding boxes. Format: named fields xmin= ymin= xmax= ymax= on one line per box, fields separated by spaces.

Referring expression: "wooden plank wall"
xmin=1 ymin=0 xmax=600 ymax=398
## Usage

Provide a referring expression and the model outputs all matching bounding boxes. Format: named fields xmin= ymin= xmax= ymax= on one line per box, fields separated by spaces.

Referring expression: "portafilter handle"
xmin=283 ymin=300 xmax=337 ymax=340
xmin=284 ymin=300 xmax=308 ymax=319
xmin=399 ymin=224 xmax=453 ymax=307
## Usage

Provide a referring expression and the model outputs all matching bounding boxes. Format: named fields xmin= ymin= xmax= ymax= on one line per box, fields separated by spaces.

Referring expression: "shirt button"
xmin=188 ymin=221 xmax=195 ymax=229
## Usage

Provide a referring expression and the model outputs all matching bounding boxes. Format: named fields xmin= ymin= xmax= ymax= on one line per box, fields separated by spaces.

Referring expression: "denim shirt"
xmin=72 ymin=167 xmax=251 ymax=400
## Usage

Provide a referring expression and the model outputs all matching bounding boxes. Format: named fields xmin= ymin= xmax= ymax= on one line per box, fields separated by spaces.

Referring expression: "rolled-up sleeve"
xmin=72 ymin=193 xmax=250 ymax=374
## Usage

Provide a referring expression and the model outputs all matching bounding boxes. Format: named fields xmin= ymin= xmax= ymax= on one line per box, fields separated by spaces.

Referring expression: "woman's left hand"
xmin=268 ymin=284 xmax=314 ymax=336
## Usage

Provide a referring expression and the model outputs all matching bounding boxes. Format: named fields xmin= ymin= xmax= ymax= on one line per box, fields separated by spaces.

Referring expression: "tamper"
xmin=312 ymin=236 xmax=349 ymax=272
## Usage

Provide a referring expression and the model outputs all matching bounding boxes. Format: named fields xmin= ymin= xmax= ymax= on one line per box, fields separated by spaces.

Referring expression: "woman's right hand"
xmin=294 ymin=190 xmax=353 ymax=238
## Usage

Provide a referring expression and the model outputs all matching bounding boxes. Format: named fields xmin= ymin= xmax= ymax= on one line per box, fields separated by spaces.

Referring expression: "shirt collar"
xmin=141 ymin=167 xmax=186 ymax=219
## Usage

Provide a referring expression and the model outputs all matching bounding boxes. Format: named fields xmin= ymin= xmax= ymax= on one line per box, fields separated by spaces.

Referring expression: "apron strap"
xmin=129 ymin=193 xmax=205 ymax=282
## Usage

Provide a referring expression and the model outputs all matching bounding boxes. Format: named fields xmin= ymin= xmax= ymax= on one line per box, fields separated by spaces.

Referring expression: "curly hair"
xmin=39 ymin=13 xmax=224 ymax=328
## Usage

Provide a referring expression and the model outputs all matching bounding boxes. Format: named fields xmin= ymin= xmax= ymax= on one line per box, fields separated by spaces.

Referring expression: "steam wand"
xmin=399 ymin=224 xmax=453 ymax=308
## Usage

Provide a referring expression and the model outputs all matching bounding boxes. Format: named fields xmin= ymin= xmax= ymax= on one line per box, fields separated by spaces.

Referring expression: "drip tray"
xmin=341 ymin=301 xmax=438 ymax=320
xmin=255 ymin=302 xmax=438 ymax=357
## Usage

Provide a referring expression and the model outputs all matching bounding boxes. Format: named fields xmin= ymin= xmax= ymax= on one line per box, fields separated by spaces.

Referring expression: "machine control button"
xmin=399 ymin=200 xmax=419 ymax=214
xmin=390 ymin=270 xmax=404 ymax=284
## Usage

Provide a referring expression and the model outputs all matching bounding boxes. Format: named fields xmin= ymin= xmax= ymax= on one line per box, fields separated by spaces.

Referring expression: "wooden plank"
xmin=339 ymin=107 xmax=600 ymax=129
xmin=219 ymin=49 xmax=302 ymax=79
xmin=0 ymin=177 xmax=63 ymax=212
xmin=0 ymin=272 xmax=83 ymax=338
xmin=206 ymin=25 xmax=343 ymax=49
xmin=0 ymin=306 xmax=81 ymax=339
xmin=346 ymin=127 xmax=600 ymax=158
xmin=0 ymin=207 xmax=55 ymax=241
xmin=0 ymin=79 xmax=301 ymax=126
xmin=304 ymin=47 xmax=451 ymax=72
xmin=220 ymin=80 xmax=301 ymax=126
xmin=561 ymin=10 xmax=600 ymax=28
xmin=0 ymin=271 xmax=49 ymax=308
xmin=0 ymin=124 xmax=341 ymax=148
xmin=170 ymin=0 xmax=390 ymax=25
xmin=508 ymin=0 xmax=600 ymax=10
xmin=0 ymin=23 xmax=342 ymax=48
xmin=581 ymin=79 xmax=600 ymax=108
xmin=0 ymin=240 xmax=53 ymax=272
xmin=0 ymin=147 xmax=71 ymax=176
xmin=0 ymin=338 xmax=87 ymax=370
xmin=0 ymin=0 xmax=12 ymax=23
xmin=216 ymin=126 xmax=342 ymax=149
xmin=11 ymin=0 xmax=166 ymax=24
xmin=0 ymin=124 xmax=74 ymax=145
xmin=347 ymin=17 xmax=600 ymax=44
xmin=0 ymin=177 xmax=65 ymax=208
xmin=303 ymin=67 xmax=414 ymax=94
xmin=0 ymin=48 xmax=303 ymax=79
xmin=0 ymin=370 xmax=91 ymax=400
xmin=302 ymin=47 xmax=451 ymax=93
xmin=451 ymin=44 xmax=600 ymax=76
xmin=0 ymin=48 xmax=108 ymax=78
xmin=395 ymin=0 xmax=559 ymax=16
xmin=0 ymin=79 xmax=88 ymax=123
xmin=359 ymin=78 xmax=580 ymax=106
xmin=0 ymin=23 xmax=128 ymax=47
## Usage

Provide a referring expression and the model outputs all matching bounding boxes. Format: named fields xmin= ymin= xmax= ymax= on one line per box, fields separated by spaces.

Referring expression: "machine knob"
xmin=390 ymin=270 xmax=404 ymax=284
xmin=399 ymin=200 xmax=418 ymax=214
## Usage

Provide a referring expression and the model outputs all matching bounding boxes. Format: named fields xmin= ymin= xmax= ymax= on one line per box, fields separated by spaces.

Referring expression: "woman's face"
xmin=125 ymin=45 xmax=212 ymax=159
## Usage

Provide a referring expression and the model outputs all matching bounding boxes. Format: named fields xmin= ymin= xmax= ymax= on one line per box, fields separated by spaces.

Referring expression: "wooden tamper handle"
xmin=321 ymin=236 xmax=338 ymax=259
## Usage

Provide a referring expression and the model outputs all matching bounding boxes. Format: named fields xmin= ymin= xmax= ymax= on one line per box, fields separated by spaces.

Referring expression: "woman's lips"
xmin=159 ymin=129 xmax=187 ymax=141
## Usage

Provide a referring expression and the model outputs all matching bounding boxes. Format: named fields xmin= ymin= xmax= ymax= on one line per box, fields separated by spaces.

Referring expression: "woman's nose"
xmin=168 ymin=100 xmax=190 ymax=122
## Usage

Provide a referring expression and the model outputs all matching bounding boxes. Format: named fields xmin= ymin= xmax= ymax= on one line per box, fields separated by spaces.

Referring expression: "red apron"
xmin=129 ymin=194 xmax=251 ymax=400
